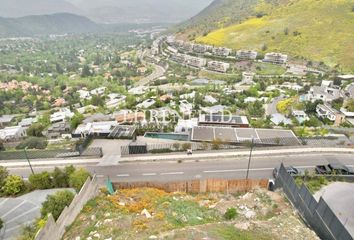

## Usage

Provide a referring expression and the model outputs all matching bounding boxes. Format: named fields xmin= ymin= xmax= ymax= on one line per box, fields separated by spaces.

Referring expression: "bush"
xmin=2 ymin=175 xmax=25 ymax=196
xmin=51 ymin=167 xmax=70 ymax=188
xmin=29 ymin=172 xmax=52 ymax=189
xmin=181 ymin=143 xmax=192 ymax=151
xmin=149 ymin=148 xmax=173 ymax=154
xmin=16 ymin=137 xmax=48 ymax=150
xmin=0 ymin=218 xmax=3 ymax=230
xmin=0 ymin=166 xmax=9 ymax=187
xmin=224 ymin=207 xmax=238 ymax=220
xmin=69 ymin=168 xmax=91 ymax=192
xmin=41 ymin=190 xmax=75 ymax=220
xmin=0 ymin=140 xmax=5 ymax=151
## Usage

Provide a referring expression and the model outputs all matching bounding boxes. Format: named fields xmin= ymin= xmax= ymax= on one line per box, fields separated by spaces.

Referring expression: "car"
xmin=273 ymin=166 xmax=300 ymax=178
xmin=315 ymin=163 xmax=354 ymax=175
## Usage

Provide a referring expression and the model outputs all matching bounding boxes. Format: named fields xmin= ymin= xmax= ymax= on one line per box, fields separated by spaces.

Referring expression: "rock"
xmin=245 ymin=210 xmax=256 ymax=219
xmin=235 ymin=222 xmax=250 ymax=230
xmin=95 ymin=221 xmax=102 ymax=227
xmin=75 ymin=237 xmax=81 ymax=240
xmin=104 ymin=213 xmax=111 ymax=217
xmin=91 ymin=215 xmax=96 ymax=221
xmin=141 ymin=209 xmax=152 ymax=218
xmin=86 ymin=238 xmax=92 ymax=240
xmin=89 ymin=231 xmax=97 ymax=236
xmin=149 ymin=236 xmax=158 ymax=239
xmin=118 ymin=202 xmax=125 ymax=206
xmin=180 ymin=214 xmax=188 ymax=223
xmin=93 ymin=233 xmax=100 ymax=238
xmin=196 ymin=217 xmax=203 ymax=221
xmin=104 ymin=219 xmax=113 ymax=224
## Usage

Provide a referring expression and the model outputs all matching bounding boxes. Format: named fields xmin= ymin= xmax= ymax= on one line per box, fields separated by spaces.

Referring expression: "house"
xmin=128 ymin=86 xmax=148 ymax=95
xmin=316 ymin=104 xmax=346 ymax=126
xmin=180 ymin=91 xmax=196 ymax=100
xmin=292 ymin=110 xmax=309 ymax=124
xmin=137 ymin=98 xmax=156 ymax=109
xmin=306 ymin=81 xmax=342 ymax=102
xmin=201 ymin=105 xmax=227 ymax=114
xmin=90 ymin=87 xmax=106 ymax=96
xmin=175 ymin=118 xmax=199 ymax=133
xmin=263 ymin=52 xmax=288 ymax=64
xmin=179 ymin=100 xmax=194 ymax=114
xmin=83 ymin=113 xmax=111 ymax=124
xmin=0 ymin=126 xmax=26 ymax=142
xmin=207 ymin=61 xmax=230 ymax=73
xmin=236 ymin=50 xmax=258 ymax=60
xmin=286 ymin=64 xmax=308 ymax=76
xmin=106 ymin=96 xmax=126 ymax=109
xmin=76 ymin=105 xmax=97 ymax=114
xmin=52 ymin=98 xmax=66 ymax=107
xmin=44 ymin=122 xmax=70 ymax=139
xmin=160 ymin=94 xmax=172 ymax=102
xmin=19 ymin=117 xmax=37 ymax=127
xmin=244 ymin=97 xmax=257 ymax=103
xmin=0 ymin=115 xmax=15 ymax=127
xmin=116 ymin=112 xmax=145 ymax=124
xmin=137 ymin=67 xmax=148 ymax=75
xmin=343 ymin=84 xmax=354 ymax=98
xmin=242 ymin=72 xmax=255 ymax=84
xmin=77 ymin=90 xmax=91 ymax=100
xmin=212 ymin=47 xmax=232 ymax=57
xmin=50 ymin=108 xmax=74 ymax=123
xmin=73 ymin=121 xmax=118 ymax=138
xmin=199 ymin=114 xmax=249 ymax=128
xmin=204 ymin=95 xmax=218 ymax=104
xmin=338 ymin=75 xmax=354 ymax=81
xmin=271 ymin=113 xmax=292 ymax=126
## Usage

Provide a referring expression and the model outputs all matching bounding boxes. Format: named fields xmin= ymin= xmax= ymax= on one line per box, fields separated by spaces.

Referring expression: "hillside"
xmin=0 ymin=0 xmax=81 ymax=18
xmin=0 ymin=13 xmax=100 ymax=37
xmin=192 ymin=0 xmax=354 ymax=71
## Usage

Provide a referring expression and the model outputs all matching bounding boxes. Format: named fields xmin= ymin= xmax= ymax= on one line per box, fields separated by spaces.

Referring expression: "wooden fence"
xmin=113 ymin=179 xmax=269 ymax=194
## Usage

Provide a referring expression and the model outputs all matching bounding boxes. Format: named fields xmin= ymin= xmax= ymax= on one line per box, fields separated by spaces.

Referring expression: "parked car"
xmin=315 ymin=163 xmax=354 ymax=175
xmin=273 ymin=166 xmax=300 ymax=178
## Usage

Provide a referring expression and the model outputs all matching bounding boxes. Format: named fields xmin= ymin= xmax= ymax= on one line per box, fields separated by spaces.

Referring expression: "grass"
xmin=255 ymin=62 xmax=286 ymax=75
xmin=295 ymin=176 xmax=332 ymax=193
xmin=212 ymin=225 xmax=273 ymax=240
xmin=197 ymin=0 xmax=354 ymax=71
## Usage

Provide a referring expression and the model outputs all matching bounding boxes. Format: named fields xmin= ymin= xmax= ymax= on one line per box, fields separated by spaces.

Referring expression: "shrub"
xmin=26 ymin=123 xmax=45 ymax=137
xmin=149 ymin=148 xmax=172 ymax=154
xmin=181 ymin=143 xmax=192 ymax=151
xmin=41 ymin=190 xmax=75 ymax=220
xmin=16 ymin=137 xmax=48 ymax=150
xmin=51 ymin=167 xmax=69 ymax=188
xmin=0 ymin=218 xmax=3 ymax=230
xmin=224 ymin=207 xmax=238 ymax=220
xmin=29 ymin=172 xmax=52 ymax=189
xmin=2 ymin=175 xmax=25 ymax=196
xmin=0 ymin=166 xmax=9 ymax=187
xmin=69 ymin=168 xmax=91 ymax=192
xmin=0 ymin=140 xmax=5 ymax=151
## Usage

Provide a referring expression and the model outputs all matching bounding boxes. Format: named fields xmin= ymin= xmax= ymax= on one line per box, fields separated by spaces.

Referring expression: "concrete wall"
xmin=35 ymin=175 xmax=99 ymax=240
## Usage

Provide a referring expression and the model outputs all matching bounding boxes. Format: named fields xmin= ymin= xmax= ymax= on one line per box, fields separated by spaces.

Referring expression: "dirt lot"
xmin=64 ymin=188 xmax=319 ymax=240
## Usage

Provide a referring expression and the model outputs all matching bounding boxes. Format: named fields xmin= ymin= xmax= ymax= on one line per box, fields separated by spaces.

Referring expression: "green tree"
xmin=2 ymin=175 xmax=25 ymax=196
xmin=247 ymin=101 xmax=265 ymax=117
xmin=81 ymin=65 xmax=92 ymax=78
xmin=26 ymin=123 xmax=45 ymax=137
xmin=16 ymin=137 xmax=48 ymax=150
xmin=41 ymin=190 xmax=75 ymax=220
xmin=0 ymin=140 xmax=5 ymax=151
xmin=331 ymin=98 xmax=344 ymax=111
xmin=224 ymin=208 xmax=238 ymax=220
xmin=0 ymin=166 xmax=9 ymax=188
xmin=29 ymin=172 xmax=52 ymax=189
xmin=70 ymin=113 xmax=84 ymax=129
xmin=91 ymin=95 xmax=104 ymax=107
xmin=69 ymin=168 xmax=91 ymax=192
xmin=51 ymin=168 xmax=69 ymax=188
xmin=345 ymin=98 xmax=354 ymax=112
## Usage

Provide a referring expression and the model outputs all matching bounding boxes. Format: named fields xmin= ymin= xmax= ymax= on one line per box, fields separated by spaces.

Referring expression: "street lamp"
xmin=245 ymin=137 xmax=254 ymax=180
xmin=24 ymin=147 xmax=34 ymax=175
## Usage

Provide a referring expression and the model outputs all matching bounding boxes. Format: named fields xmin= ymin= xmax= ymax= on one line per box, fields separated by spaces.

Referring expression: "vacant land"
xmin=64 ymin=187 xmax=318 ymax=239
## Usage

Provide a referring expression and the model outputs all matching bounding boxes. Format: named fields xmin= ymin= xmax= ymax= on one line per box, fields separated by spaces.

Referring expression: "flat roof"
xmin=191 ymin=126 xmax=300 ymax=146
xmin=199 ymin=114 xmax=249 ymax=125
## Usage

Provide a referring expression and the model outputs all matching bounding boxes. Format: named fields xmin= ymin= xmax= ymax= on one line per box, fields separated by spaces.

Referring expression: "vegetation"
xmin=29 ymin=172 xmax=53 ymax=190
xmin=2 ymin=175 xmax=25 ymax=196
xmin=16 ymin=137 xmax=48 ymax=150
xmin=0 ymin=218 xmax=3 ymax=230
xmin=196 ymin=0 xmax=354 ymax=71
xmin=41 ymin=190 xmax=75 ymax=220
xmin=224 ymin=207 xmax=238 ymax=220
xmin=68 ymin=168 xmax=91 ymax=192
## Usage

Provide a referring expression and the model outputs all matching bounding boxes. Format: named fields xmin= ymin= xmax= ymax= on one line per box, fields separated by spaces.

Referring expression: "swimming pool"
xmin=144 ymin=132 xmax=189 ymax=141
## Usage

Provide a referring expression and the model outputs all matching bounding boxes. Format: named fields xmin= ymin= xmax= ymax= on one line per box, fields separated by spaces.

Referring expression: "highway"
xmin=7 ymin=153 xmax=354 ymax=183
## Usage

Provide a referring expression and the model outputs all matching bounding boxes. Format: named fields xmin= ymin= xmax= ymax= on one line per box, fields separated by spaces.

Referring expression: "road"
xmin=7 ymin=153 xmax=354 ymax=183
xmin=266 ymin=94 xmax=284 ymax=116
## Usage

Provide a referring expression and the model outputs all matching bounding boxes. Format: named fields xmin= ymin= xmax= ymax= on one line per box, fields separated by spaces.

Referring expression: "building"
xmin=116 ymin=112 xmax=145 ymax=124
xmin=128 ymin=86 xmax=148 ymax=95
xmin=90 ymin=87 xmax=106 ymax=96
xmin=19 ymin=117 xmax=37 ymax=127
xmin=198 ymin=114 xmax=249 ymax=128
xmin=174 ymin=118 xmax=199 ymax=133
xmin=292 ymin=110 xmax=309 ymax=124
xmin=204 ymin=95 xmax=218 ymax=104
xmin=201 ymin=105 xmax=227 ymax=114
xmin=137 ymin=98 xmax=156 ymax=109
xmin=179 ymin=100 xmax=194 ymax=115
xmin=50 ymin=108 xmax=74 ymax=123
xmin=242 ymin=72 xmax=255 ymax=84
xmin=185 ymin=56 xmax=206 ymax=68
xmin=170 ymin=53 xmax=186 ymax=64
xmin=207 ymin=61 xmax=230 ymax=73
xmin=0 ymin=126 xmax=26 ymax=142
xmin=44 ymin=122 xmax=70 ymax=139
xmin=0 ymin=115 xmax=16 ymax=127
xmin=212 ymin=47 xmax=232 ymax=57
xmin=77 ymin=90 xmax=91 ymax=100
xmin=263 ymin=52 xmax=288 ymax=64
xmin=236 ymin=50 xmax=258 ymax=60
xmin=106 ymin=96 xmax=126 ymax=109
xmin=270 ymin=113 xmax=292 ymax=126
xmin=306 ymin=81 xmax=342 ymax=102
xmin=193 ymin=44 xmax=208 ymax=53
xmin=316 ymin=104 xmax=345 ymax=126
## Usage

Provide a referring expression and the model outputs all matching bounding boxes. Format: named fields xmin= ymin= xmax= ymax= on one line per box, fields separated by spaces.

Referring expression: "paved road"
xmin=266 ymin=94 xmax=284 ymax=116
xmin=7 ymin=153 xmax=354 ymax=183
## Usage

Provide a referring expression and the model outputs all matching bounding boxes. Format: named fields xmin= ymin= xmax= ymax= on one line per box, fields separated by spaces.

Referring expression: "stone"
xmin=93 ymin=233 xmax=100 ymax=238
xmin=91 ymin=215 xmax=96 ymax=221
xmin=75 ymin=237 xmax=81 ymax=240
xmin=149 ymin=236 xmax=158 ymax=239
xmin=245 ymin=210 xmax=256 ymax=219
xmin=234 ymin=222 xmax=250 ymax=230
xmin=104 ymin=213 xmax=111 ymax=217
xmin=104 ymin=219 xmax=113 ymax=224
xmin=141 ymin=209 xmax=152 ymax=218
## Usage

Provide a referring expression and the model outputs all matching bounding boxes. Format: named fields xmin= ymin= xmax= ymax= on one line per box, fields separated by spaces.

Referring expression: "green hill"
xmin=0 ymin=13 xmax=101 ymax=37
xmin=187 ymin=0 xmax=354 ymax=71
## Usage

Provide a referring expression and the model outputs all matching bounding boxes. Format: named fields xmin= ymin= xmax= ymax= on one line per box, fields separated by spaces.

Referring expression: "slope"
xmin=196 ymin=0 xmax=354 ymax=71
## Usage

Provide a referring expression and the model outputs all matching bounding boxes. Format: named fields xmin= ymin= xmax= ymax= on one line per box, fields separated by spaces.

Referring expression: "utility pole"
xmin=246 ymin=137 xmax=254 ymax=180
xmin=24 ymin=147 xmax=34 ymax=175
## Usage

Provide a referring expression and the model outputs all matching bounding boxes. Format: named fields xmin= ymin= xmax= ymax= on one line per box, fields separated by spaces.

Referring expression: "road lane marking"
xmin=204 ymin=168 xmax=274 ymax=173
xmin=142 ymin=173 xmax=157 ymax=176
xmin=116 ymin=174 xmax=130 ymax=177
xmin=160 ymin=172 xmax=184 ymax=175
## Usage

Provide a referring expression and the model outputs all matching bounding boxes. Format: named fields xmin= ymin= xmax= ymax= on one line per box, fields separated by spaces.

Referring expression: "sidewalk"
xmin=0 ymin=158 xmax=100 ymax=168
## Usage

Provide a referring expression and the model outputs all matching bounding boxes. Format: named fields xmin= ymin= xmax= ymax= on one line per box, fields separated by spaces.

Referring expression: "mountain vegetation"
xmin=180 ymin=0 xmax=354 ymax=71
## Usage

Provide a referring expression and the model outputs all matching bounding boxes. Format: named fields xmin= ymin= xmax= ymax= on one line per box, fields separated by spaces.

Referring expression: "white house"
xmin=180 ymin=91 xmax=196 ymax=100
xmin=201 ymin=105 xmax=226 ymax=114
xmin=179 ymin=100 xmax=193 ymax=114
xmin=174 ymin=118 xmax=198 ymax=133
xmin=306 ymin=81 xmax=342 ymax=102
xmin=50 ymin=108 xmax=74 ymax=123
xmin=90 ymin=87 xmax=106 ymax=96
xmin=242 ymin=72 xmax=255 ymax=84
xmin=128 ymin=86 xmax=148 ymax=95
xmin=106 ymin=96 xmax=126 ymax=109
xmin=212 ymin=47 xmax=232 ymax=57
xmin=207 ymin=61 xmax=230 ymax=73
xmin=271 ymin=113 xmax=292 ymax=126
xmin=292 ymin=110 xmax=309 ymax=124
xmin=137 ymin=98 xmax=156 ymax=109
xmin=0 ymin=126 xmax=26 ymax=141
xmin=77 ymin=90 xmax=91 ymax=100
xmin=244 ymin=97 xmax=257 ymax=103
xmin=236 ymin=50 xmax=258 ymax=60
xmin=264 ymin=52 xmax=288 ymax=64
xmin=204 ymin=95 xmax=218 ymax=104
xmin=316 ymin=104 xmax=345 ymax=126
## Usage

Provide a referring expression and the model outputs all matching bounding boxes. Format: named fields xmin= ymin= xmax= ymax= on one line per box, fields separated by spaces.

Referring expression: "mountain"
xmin=66 ymin=0 xmax=213 ymax=23
xmin=180 ymin=0 xmax=354 ymax=71
xmin=0 ymin=13 xmax=101 ymax=37
xmin=0 ymin=0 xmax=81 ymax=18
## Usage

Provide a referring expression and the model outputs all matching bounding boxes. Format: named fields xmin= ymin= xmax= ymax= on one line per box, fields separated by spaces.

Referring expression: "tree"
xmin=69 ymin=168 xmax=91 ymax=192
xmin=52 ymin=167 xmax=70 ymax=188
xmin=29 ymin=172 xmax=52 ymax=189
xmin=224 ymin=208 xmax=238 ymax=220
xmin=247 ymin=101 xmax=265 ymax=117
xmin=81 ymin=65 xmax=92 ymax=78
xmin=26 ymin=123 xmax=45 ymax=137
xmin=304 ymin=116 xmax=322 ymax=128
xmin=16 ymin=137 xmax=48 ymax=150
xmin=0 ymin=140 xmax=5 ymax=151
xmin=2 ymin=175 xmax=25 ymax=196
xmin=0 ymin=166 xmax=9 ymax=187
xmin=345 ymin=98 xmax=354 ymax=112
xmin=91 ymin=95 xmax=104 ymax=107
xmin=331 ymin=98 xmax=343 ymax=111
xmin=70 ymin=113 xmax=84 ymax=129
xmin=41 ymin=190 xmax=75 ymax=220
